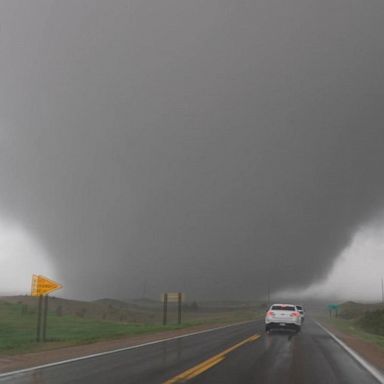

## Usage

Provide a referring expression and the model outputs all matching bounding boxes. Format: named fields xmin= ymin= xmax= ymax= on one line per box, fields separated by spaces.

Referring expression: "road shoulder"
xmin=316 ymin=318 xmax=384 ymax=373
xmin=0 ymin=321 xmax=252 ymax=374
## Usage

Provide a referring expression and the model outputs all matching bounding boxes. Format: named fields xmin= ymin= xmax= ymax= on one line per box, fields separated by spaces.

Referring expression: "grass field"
xmin=0 ymin=297 xmax=261 ymax=355
xmin=320 ymin=316 xmax=384 ymax=350
xmin=317 ymin=301 xmax=384 ymax=351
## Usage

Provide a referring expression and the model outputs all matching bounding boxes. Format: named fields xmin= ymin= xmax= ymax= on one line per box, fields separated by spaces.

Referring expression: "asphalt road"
xmin=1 ymin=319 xmax=382 ymax=384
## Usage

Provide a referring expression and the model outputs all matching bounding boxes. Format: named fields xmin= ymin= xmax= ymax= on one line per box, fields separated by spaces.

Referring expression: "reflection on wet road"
xmin=0 ymin=320 xmax=382 ymax=384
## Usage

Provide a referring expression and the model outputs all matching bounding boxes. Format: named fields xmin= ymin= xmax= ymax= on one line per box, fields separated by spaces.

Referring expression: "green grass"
xmin=319 ymin=315 xmax=384 ymax=350
xmin=357 ymin=309 xmax=384 ymax=336
xmin=0 ymin=301 xmax=259 ymax=355
xmin=0 ymin=301 xmax=195 ymax=354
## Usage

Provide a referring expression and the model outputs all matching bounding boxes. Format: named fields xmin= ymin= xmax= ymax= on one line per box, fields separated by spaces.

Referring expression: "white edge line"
xmin=314 ymin=320 xmax=384 ymax=384
xmin=0 ymin=320 xmax=257 ymax=378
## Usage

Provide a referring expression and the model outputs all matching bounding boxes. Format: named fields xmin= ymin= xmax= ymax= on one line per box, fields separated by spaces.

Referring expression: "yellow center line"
xmin=163 ymin=334 xmax=260 ymax=383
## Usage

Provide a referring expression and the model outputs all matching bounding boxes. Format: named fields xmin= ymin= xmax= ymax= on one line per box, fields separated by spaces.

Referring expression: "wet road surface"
xmin=0 ymin=319 xmax=382 ymax=384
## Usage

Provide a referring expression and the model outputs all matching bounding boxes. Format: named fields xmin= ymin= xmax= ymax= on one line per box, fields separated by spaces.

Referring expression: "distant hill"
xmin=339 ymin=301 xmax=384 ymax=319
xmin=93 ymin=298 xmax=141 ymax=309
xmin=0 ymin=295 xmax=160 ymax=323
xmin=132 ymin=298 xmax=159 ymax=305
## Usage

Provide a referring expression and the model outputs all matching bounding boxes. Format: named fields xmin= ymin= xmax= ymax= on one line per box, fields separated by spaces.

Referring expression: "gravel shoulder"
xmin=318 ymin=320 xmax=384 ymax=372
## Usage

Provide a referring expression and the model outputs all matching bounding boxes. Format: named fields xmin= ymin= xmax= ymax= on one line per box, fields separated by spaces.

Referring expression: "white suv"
xmin=265 ymin=304 xmax=302 ymax=332
xmin=295 ymin=304 xmax=305 ymax=323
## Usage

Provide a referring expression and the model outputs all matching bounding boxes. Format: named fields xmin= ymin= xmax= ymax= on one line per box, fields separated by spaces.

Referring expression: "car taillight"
xmin=267 ymin=311 xmax=275 ymax=317
xmin=290 ymin=312 xmax=300 ymax=317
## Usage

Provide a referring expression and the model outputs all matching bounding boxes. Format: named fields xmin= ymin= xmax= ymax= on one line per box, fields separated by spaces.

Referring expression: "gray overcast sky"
xmin=1 ymin=0 xmax=384 ymax=300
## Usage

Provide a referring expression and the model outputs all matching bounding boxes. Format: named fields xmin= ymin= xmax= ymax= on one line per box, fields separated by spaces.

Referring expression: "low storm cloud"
xmin=1 ymin=0 xmax=384 ymax=300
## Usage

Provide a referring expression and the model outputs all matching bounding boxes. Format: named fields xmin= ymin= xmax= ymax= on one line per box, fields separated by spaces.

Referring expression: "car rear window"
xmin=296 ymin=306 xmax=303 ymax=310
xmin=271 ymin=305 xmax=296 ymax=311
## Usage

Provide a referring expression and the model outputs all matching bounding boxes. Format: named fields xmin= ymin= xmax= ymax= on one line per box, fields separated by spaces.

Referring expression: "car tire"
xmin=295 ymin=325 xmax=301 ymax=333
xmin=265 ymin=325 xmax=270 ymax=332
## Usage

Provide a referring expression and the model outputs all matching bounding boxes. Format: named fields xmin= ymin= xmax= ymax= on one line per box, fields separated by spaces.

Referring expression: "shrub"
xmin=357 ymin=309 xmax=384 ymax=336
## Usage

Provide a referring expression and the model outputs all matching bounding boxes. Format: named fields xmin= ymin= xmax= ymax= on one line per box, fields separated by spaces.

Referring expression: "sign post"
xmin=162 ymin=293 xmax=168 ymax=325
xmin=31 ymin=275 xmax=63 ymax=342
xmin=327 ymin=304 xmax=339 ymax=319
xmin=42 ymin=295 xmax=49 ymax=341
xmin=178 ymin=293 xmax=182 ymax=325
xmin=36 ymin=295 xmax=43 ymax=342
xmin=162 ymin=292 xmax=184 ymax=326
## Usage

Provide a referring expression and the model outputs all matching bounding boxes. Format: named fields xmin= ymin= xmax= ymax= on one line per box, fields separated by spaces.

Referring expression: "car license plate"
xmin=279 ymin=323 xmax=286 ymax=326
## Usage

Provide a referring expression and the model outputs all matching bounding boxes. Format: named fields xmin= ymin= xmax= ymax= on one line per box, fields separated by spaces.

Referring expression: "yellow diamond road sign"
xmin=31 ymin=275 xmax=63 ymax=296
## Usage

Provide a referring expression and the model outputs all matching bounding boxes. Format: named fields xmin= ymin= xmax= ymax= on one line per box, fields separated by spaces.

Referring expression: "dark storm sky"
xmin=1 ymin=0 xmax=384 ymax=300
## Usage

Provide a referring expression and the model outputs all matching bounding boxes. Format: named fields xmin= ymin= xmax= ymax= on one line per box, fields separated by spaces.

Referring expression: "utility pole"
xmin=267 ymin=264 xmax=272 ymax=309
xmin=142 ymin=281 xmax=147 ymax=299
xmin=381 ymin=277 xmax=384 ymax=305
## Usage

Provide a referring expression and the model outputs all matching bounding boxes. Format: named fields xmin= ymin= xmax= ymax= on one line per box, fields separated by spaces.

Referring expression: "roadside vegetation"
xmin=0 ymin=296 xmax=261 ymax=355
xmin=320 ymin=301 xmax=384 ymax=350
xmin=357 ymin=309 xmax=384 ymax=336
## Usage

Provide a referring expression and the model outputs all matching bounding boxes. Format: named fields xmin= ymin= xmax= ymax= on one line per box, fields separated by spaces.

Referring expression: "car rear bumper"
xmin=266 ymin=322 xmax=300 ymax=330
xmin=265 ymin=317 xmax=301 ymax=325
